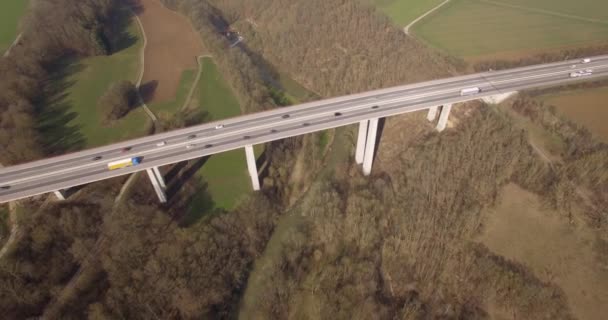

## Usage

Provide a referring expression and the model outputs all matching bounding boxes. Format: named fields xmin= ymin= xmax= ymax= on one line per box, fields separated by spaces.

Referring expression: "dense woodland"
xmin=0 ymin=0 xmax=606 ymax=319
xmin=0 ymin=0 xmax=126 ymax=165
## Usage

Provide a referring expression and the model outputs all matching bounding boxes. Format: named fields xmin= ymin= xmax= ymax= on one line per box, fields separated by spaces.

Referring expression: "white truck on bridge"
xmin=460 ymin=87 xmax=480 ymax=96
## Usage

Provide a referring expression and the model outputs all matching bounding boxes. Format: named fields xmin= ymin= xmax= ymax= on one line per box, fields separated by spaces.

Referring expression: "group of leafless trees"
xmin=1 ymin=0 xmax=602 ymax=318
xmin=98 ymin=81 xmax=138 ymax=121
xmin=238 ymin=108 xmax=574 ymax=320
xmin=0 ymin=0 xmax=126 ymax=165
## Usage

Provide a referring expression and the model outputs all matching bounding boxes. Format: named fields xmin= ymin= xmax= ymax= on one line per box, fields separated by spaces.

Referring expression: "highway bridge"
xmin=1 ymin=55 xmax=608 ymax=203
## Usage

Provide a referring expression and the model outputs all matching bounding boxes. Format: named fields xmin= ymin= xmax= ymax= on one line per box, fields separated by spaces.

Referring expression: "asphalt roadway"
xmin=1 ymin=55 xmax=608 ymax=203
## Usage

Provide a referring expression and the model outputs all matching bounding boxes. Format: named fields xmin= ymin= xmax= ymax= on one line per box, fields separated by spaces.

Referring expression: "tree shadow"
xmin=160 ymin=156 xmax=219 ymax=226
xmin=107 ymin=4 xmax=139 ymax=53
xmin=166 ymin=156 xmax=211 ymax=199
xmin=138 ymin=80 xmax=158 ymax=104
xmin=35 ymin=55 xmax=86 ymax=155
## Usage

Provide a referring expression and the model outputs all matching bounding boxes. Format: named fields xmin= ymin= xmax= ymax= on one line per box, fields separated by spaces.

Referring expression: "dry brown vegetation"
xmin=1 ymin=0 xmax=606 ymax=319
xmin=240 ymin=108 xmax=574 ymax=319
xmin=136 ymin=0 xmax=205 ymax=103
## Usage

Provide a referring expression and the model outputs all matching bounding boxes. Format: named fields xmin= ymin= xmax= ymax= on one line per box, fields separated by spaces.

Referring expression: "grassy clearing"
xmin=186 ymin=58 xmax=318 ymax=218
xmin=186 ymin=57 xmax=250 ymax=215
xmin=413 ymin=0 xmax=608 ymax=60
xmin=538 ymin=86 xmax=608 ymax=143
xmin=478 ymin=183 xmax=608 ymax=320
xmin=0 ymin=0 xmax=28 ymax=53
xmin=148 ymin=69 xmax=196 ymax=116
xmin=277 ymin=72 xmax=318 ymax=103
xmin=501 ymin=0 xmax=608 ymax=22
xmin=373 ymin=0 xmax=445 ymax=26
xmin=57 ymin=19 xmax=148 ymax=147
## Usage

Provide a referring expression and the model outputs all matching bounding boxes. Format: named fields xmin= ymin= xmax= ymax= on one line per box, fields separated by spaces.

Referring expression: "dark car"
xmin=92 ymin=156 xmax=102 ymax=161
xmin=0 ymin=185 xmax=10 ymax=190
xmin=188 ymin=134 xmax=197 ymax=140
xmin=121 ymin=147 xmax=132 ymax=152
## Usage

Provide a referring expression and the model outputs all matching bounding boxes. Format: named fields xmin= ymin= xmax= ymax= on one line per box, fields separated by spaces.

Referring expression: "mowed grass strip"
xmin=60 ymin=20 xmax=148 ymax=147
xmin=148 ymin=69 xmax=196 ymax=116
xmin=375 ymin=0 xmax=445 ymax=26
xmin=0 ymin=0 xmax=29 ymax=53
xmin=413 ymin=0 xmax=608 ymax=59
xmin=538 ymin=86 xmax=608 ymax=143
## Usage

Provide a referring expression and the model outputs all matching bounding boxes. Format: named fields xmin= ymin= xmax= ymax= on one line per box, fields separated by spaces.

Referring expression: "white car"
xmin=156 ymin=141 xmax=167 ymax=147
xmin=215 ymin=124 xmax=224 ymax=129
xmin=581 ymin=58 xmax=591 ymax=64
xmin=186 ymin=144 xmax=195 ymax=149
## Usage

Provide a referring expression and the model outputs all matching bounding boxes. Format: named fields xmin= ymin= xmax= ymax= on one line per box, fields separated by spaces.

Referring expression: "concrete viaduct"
xmin=1 ymin=55 xmax=607 ymax=204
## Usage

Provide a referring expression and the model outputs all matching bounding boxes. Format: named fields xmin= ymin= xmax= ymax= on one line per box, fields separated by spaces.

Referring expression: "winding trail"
xmin=404 ymin=0 xmax=451 ymax=35
xmin=180 ymin=54 xmax=213 ymax=111
xmin=132 ymin=12 xmax=158 ymax=123
xmin=2 ymin=33 xmax=22 ymax=58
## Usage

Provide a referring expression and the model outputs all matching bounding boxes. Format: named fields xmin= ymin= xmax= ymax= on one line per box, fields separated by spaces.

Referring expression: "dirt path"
xmin=132 ymin=13 xmax=158 ymax=122
xmin=180 ymin=54 xmax=212 ymax=111
xmin=2 ymin=33 xmax=22 ymax=58
xmin=137 ymin=0 xmax=205 ymax=104
xmin=404 ymin=0 xmax=451 ymax=35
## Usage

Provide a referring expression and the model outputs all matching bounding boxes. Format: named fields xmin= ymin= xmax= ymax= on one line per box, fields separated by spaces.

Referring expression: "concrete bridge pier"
xmin=53 ymin=190 xmax=66 ymax=201
xmin=427 ymin=106 xmax=438 ymax=122
xmin=436 ymin=104 xmax=452 ymax=132
xmin=355 ymin=120 xmax=369 ymax=165
xmin=362 ymin=118 xmax=379 ymax=176
xmin=245 ymin=144 xmax=260 ymax=191
xmin=146 ymin=167 xmax=167 ymax=203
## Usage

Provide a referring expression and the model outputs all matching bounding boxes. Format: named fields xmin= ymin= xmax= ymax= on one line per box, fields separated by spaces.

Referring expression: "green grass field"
xmin=56 ymin=18 xmax=148 ymax=147
xmin=538 ymin=86 xmax=608 ymax=143
xmin=185 ymin=58 xmax=319 ymax=221
xmin=186 ymin=57 xmax=251 ymax=217
xmin=374 ymin=0 xmax=445 ymax=26
xmin=500 ymin=0 xmax=608 ymax=22
xmin=413 ymin=0 xmax=608 ymax=60
xmin=277 ymin=73 xmax=318 ymax=103
xmin=0 ymin=0 xmax=28 ymax=53
xmin=148 ymin=69 xmax=196 ymax=116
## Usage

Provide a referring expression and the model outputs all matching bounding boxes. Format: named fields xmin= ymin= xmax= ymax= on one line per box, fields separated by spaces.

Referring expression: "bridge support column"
xmin=362 ymin=118 xmax=379 ymax=176
xmin=436 ymin=104 xmax=452 ymax=132
xmin=146 ymin=168 xmax=167 ymax=203
xmin=245 ymin=144 xmax=260 ymax=191
xmin=152 ymin=166 xmax=166 ymax=189
xmin=53 ymin=190 xmax=66 ymax=201
xmin=355 ymin=120 xmax=369 ymax=165
xmin=427 ymin=106 xmax=438 ymax=122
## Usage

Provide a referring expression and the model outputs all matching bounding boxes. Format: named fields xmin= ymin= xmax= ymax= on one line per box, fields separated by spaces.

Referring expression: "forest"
xmin=0 ymin=0 xmax=128 ymax=165
xmin=0 ymin=0 xmax=606 ymax=319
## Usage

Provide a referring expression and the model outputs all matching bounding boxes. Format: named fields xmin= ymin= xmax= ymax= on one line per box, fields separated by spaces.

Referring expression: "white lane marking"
xmin=3 ymin=65 xmax=608 ymax=186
